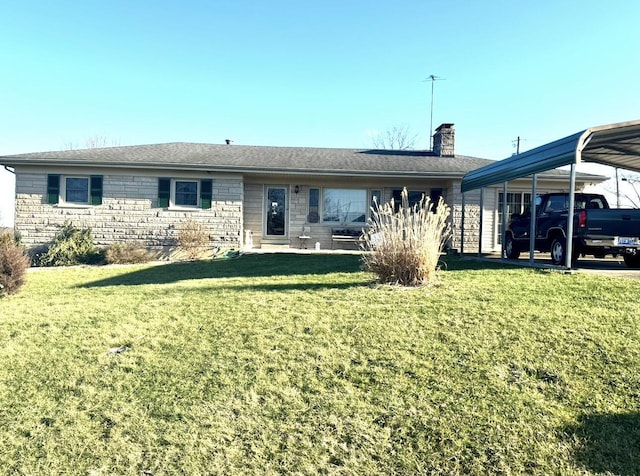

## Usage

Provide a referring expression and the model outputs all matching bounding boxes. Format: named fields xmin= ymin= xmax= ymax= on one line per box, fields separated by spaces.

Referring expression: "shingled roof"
xmin=0 ymin=142 xmax=494 ymax=177
xmin=0 ymin=142 xmax=600 ymax=181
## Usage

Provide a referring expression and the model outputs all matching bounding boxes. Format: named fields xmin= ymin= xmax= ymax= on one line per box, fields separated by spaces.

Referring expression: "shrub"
xmin=105 ymin=243 xmax=155 ymax=264
xmin=176 ymin=219 xmax=209 ymax=260
xmin=0 ymin=233 xmax=30 ymax=297
xmin=360 ymin=188 xmax=451 ymax=286
xmin=37 ymin=222 xmax=104 ymax=267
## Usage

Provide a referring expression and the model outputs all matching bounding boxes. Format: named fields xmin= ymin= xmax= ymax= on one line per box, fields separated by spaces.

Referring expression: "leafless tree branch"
xmin=371 ymin=125 xmax=417 ymax=150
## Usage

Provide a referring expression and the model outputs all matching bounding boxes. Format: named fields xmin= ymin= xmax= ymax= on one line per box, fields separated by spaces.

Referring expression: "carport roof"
xmin=461 ymin=119 xmax=640 ymax=193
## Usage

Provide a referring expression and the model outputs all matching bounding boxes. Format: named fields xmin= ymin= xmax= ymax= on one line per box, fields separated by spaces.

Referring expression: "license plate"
xmin=616 ymin=236 xmax=638 ymax=246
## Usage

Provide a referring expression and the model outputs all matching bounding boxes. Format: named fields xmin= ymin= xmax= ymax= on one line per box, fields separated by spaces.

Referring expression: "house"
xmin=0 ymin=124 xmax=604 ymax=256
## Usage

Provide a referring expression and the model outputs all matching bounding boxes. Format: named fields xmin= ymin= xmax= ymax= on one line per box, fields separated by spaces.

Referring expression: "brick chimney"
xmin=433 ymin=123 xmax=455 ymax=156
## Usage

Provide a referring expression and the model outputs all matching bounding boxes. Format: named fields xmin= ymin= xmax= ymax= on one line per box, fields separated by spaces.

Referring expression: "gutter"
xmin=0 ymin=160 xmax=467 ymax=179
xmin=0 ymin=160 xmax=607 ymax=182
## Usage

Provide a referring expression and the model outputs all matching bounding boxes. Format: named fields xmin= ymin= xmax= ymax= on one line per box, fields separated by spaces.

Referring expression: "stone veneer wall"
xmin=449 ymin=183 xmax=482 ymax=252
xmin=15 ymin=172 xmax=243 ymax=253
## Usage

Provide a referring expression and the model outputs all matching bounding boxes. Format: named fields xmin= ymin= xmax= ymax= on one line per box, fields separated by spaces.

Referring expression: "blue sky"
xmin=1 ymin=0 xmax=639 ymax=225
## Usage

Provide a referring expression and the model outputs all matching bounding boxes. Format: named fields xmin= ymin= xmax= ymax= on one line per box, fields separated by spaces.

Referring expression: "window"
xmin=544 ymin=194 xmax=567 ymax=213
xmin=157 ymin=178 xmax=213 ymax=209
xmin=47 ymin=174 xmax=102 ymax=205
xmin=65 ymin=177 xmax=89 ymax=204
xmin=322 ymin=189 xmax=367 ymax=224
xmin=175 ymin=180 xmax=198 ymax=206
xmin=392 ymin=189 xmax=426 ymax=212
xmin=370 ymin=189 xmax=381 ymax=211
xmin=430 ymin=188 xmax=443 ymax=212
xmin=498 ymin=192 xmax=531 ymax=243
xmin=307 ymin=187 xmax=379 ymax=224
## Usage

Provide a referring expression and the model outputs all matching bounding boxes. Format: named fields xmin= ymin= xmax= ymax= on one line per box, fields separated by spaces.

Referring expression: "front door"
xmin=265 ymin=186 xmax=287 ymax=237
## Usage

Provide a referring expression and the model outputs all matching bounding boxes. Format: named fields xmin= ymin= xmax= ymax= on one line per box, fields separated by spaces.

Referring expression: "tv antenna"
xmin=512 ymin=136 xmax=526 ymax=155
xmin=423 ymin=74 xmax=445 ymax=150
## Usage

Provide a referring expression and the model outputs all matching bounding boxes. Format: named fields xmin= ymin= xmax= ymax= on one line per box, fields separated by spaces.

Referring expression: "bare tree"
xmin=62 ymin=135 xmax=121 ymax=150
xmin=620 ymin=173 xmax=640 ymax=208
xmin=601 ymin=171 xmax=640 ymax=208
xmin=371 ymin=125 xmax=417 ymax=150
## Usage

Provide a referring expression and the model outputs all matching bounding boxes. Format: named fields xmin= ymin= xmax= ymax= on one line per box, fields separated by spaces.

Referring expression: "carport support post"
xmin=529 ymin=174 xmax=537 ymax=265
xmin=501 ymin=181 xmax=508 ymax=262
xmin=565 ymin=163 xmax=577 ymax=269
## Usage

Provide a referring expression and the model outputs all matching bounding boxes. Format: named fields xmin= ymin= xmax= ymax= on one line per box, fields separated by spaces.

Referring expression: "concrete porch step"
xmin=260 ymin=243 xmax=291 ymax=250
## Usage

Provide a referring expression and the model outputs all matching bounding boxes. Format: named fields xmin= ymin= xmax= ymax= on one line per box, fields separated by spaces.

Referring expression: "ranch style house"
xmin=0 ymin=124 xmax=603 ymax=256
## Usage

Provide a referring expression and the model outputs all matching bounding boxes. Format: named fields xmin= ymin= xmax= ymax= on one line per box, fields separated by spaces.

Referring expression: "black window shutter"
xmin=90 ymin=175 xmax=103 ymax=205
xmin=47 ymin=174 xmax=60 ymax=204
xmin=200 ymin=179 xmax=212 ymax=209
xmin=158 ymin=178 xmax=171 ymax=208
xmin=308 ymin=188 xmax=320 ymax=223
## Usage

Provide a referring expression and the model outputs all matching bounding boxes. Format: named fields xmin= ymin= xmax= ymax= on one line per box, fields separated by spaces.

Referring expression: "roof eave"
xmin=2 ymin=159 xmax=472 ymax=179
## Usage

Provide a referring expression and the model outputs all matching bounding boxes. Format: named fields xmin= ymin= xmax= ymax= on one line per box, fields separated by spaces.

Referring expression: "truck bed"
xmin=583 ymin=208 xmax=640 ymax=239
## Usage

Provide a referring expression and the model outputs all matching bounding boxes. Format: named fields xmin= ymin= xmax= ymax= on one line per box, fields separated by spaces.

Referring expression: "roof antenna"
xmin=423 ymin=74 xmax=445 ymax=151
xmin=512 ymin=136 xmax=526 ymax=155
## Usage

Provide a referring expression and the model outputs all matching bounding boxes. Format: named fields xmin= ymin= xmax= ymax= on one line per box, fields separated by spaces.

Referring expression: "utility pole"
xmin=423 ymin=74 xmax=444 ymax=150
xmin=512 ymin=136 xmax=524 ymax=155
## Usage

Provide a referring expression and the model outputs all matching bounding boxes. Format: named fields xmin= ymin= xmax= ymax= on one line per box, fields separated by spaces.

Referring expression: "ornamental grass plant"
xmin=360 ymin=188 xmax=451 ymax=286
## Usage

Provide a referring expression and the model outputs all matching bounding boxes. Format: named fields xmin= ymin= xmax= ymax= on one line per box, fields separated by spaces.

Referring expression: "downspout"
xmin=3 ymin=166 xmax=14 ymax=174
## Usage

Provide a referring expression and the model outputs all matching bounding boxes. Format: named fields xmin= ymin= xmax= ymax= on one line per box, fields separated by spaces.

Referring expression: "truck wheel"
xmin=623 ymin=253 xmax=640 ymax=269
xmin=505 ymin=235 xmax=520 ymax=259
xmin=550 ymin=237 xmax=578 ymax=266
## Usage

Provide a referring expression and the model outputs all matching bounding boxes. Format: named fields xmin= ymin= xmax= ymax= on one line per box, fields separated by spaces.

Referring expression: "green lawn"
xmin=0 ymin=254 xmax=639 ymax=475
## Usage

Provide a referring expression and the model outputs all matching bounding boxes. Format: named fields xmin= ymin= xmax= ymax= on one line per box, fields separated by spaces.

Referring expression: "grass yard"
xmin=0 ymin=253 xmax=639 ymax=475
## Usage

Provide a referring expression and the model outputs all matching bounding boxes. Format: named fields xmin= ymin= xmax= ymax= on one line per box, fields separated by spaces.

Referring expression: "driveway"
xmin=477 ymin=253 xmax=640 ymax=280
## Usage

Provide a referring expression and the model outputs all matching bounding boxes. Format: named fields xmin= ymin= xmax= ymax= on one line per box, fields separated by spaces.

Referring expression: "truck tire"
xmin=550 ymin=237 xmax=578 ymax=266
xmin=505 ymin=234 xmax=520 ymax=259
xmin=623 ymin=252 xmax=640 ymax=269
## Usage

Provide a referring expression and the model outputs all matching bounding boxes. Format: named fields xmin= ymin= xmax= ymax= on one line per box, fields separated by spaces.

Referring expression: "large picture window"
xmin=322 ymin=189 xmax=367 ymax=224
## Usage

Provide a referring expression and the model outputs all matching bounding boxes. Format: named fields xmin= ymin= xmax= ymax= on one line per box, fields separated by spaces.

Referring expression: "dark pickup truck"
xmin=505 ymin=192 xmax=640 ymax=267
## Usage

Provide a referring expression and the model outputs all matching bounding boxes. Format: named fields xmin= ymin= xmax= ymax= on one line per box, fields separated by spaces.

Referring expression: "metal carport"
xmin=460 ymin=119 xmax=640 ymax=269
